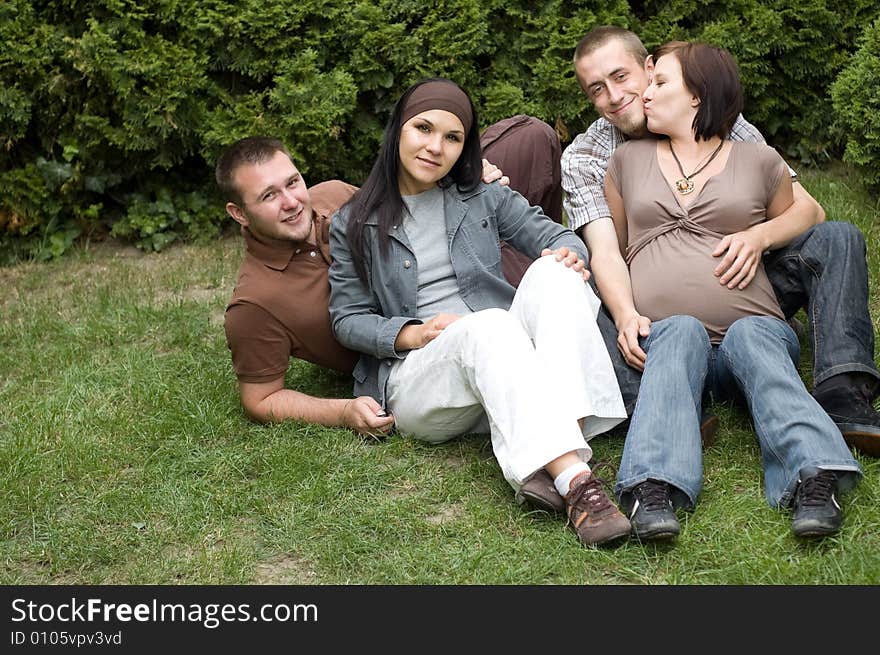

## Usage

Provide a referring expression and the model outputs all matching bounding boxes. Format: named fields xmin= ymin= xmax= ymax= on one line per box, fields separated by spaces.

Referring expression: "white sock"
xmin=554 ymin=462 xmax=591 ymax=497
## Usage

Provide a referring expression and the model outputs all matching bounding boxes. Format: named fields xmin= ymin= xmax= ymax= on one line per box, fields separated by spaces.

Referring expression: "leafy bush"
xmin=1 ymin=0 xmax=877 ymax=261
xmin=831 ymin=18 xmax=880 ymax=191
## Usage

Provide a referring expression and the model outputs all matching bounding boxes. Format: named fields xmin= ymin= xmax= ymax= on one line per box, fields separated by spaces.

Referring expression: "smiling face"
xmin=225 ymin=150 xmax=315 ymax=246
xmin=575 ymin=38 xmax=653 ymax=137
xmin=397 ymin=109 xmax=466 ymax=195
xmin=641 ymin=53 xmax=699 ymax=138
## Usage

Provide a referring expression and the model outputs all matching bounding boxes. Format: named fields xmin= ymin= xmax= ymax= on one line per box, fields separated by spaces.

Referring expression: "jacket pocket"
xmin=459 ymin=217 xmax=502 ymax=269
xmin=352 ymin=356 xmax=369 ymax=383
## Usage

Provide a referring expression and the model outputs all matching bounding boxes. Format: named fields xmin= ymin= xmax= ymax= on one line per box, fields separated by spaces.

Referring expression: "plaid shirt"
xmin=561 ymin=114 xmax=798 ymax=233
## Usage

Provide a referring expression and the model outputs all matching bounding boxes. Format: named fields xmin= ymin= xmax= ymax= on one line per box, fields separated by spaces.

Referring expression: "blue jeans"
xmin=596 ymin=221 xmax=878 ymax=415
xmin=615 ymin=315 xmax=862 ymax=509
xmin=763 ymin=221 xmax=878 ymax=388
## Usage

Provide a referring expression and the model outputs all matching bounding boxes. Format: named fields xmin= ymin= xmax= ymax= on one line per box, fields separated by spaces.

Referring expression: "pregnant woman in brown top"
xmin=591 ymin=41 xmax=862 ymax=541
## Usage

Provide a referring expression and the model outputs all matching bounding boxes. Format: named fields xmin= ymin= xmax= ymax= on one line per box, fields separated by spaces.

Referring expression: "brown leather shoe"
xmin=521 ymin=469 xmax=565 ymax=513
xmin=565 ymin=471 xmax=631 ymax=546
xmin=521 ymin=460 xmax=620 ymax=513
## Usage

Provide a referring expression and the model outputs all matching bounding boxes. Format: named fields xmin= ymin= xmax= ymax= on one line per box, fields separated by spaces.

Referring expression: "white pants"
xmin=386 ymin=256 xmax=627 ymax=494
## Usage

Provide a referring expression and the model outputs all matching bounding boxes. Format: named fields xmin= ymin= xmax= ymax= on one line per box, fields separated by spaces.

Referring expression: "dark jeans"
xmin=599 ymin=221 xmax=879 ymax=416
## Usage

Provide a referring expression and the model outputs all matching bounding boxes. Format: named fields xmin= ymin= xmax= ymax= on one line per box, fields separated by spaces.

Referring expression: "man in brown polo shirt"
xmin=216 ymin=137 xmax=396 ymax=434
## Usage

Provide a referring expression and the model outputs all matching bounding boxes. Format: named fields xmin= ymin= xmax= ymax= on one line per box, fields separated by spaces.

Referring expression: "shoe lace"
xmin=635 ymin=480 xmax=672 ymax=512
xmin=797 ymin=472 xmax=836 ymax=507
xmin=569 ymin=472 xmax=615 ymax=516
xmin=589 ymin=458 xmax=619 ymax=482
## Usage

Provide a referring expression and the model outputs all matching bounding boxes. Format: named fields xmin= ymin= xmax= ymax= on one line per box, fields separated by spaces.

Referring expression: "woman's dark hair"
xmin=653 ymin=41 xmax=743 ymax=141
xmin=344 ymin=77 xmax=482 ymax=283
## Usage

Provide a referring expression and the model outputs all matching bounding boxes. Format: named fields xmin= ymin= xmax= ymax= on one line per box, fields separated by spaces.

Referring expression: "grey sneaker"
xmin=791 ymin=467 xmax=842 ymax=538
xmin=627 ymin=479 xmax=680 ymax=541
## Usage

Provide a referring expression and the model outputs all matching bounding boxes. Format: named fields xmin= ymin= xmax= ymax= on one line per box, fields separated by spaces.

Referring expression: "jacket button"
xmin=403 ymin=260 xmax=411 ymax=268
xmin=481 ymin=219 xmax=488 ymax=228
xmin=402 ymin=304 xmax=409 ymax=312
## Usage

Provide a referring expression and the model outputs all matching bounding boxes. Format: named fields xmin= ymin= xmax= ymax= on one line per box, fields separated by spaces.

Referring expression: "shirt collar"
xmin=241 ymin=214 xmax=323 ymax=272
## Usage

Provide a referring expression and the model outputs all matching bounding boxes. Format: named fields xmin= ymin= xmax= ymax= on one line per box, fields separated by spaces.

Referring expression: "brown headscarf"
xmin=400 ymin=80 xmax=473 ymax=134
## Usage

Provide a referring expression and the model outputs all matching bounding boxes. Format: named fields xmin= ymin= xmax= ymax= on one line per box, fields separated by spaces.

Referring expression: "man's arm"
xmin=791 ymin=181 xmax=826 ymax=224
xmin=561 ymin=120 xmax=618 ymax=234
xmin=587 ymin=188 xmax=651 ymax=371
xmin=726 ymin=114 xmax=825 ymax=226
xmin=225 ymin=299 xmax=393 ymax=433
xmin=239 ymin=377 xmax=394 ymax=433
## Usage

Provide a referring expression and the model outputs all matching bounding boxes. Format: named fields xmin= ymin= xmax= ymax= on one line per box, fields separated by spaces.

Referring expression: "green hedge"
xmin=1 ymin=1 xmax=877 ymax=262
xmin=831 ymin=17 xmax=880 ymax=192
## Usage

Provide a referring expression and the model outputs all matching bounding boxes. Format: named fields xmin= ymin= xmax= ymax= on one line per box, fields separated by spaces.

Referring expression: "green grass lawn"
xmin=1 ymin=164 xmax=878 ymax=585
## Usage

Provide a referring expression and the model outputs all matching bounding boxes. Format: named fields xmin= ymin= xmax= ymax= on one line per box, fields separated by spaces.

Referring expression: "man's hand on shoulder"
xmin=481 ymin=158 xmax=510 ymax=187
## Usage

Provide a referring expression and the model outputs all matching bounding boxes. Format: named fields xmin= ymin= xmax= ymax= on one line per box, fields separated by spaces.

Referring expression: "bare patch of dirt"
xmin=441 ymin=454 xmax=469 ymax=470
xmin=387 ymin=479 xmax=418 ymax=499
xmin=154 ymin=286 xmax=224 ymax=304
xmin=210 ymin=308 xmax=227 ymax=328
xmin=183 ymin=287 xmax=222 ymax=302
xmin=252 ymin=554 xmax=319 ymax=584
xmin=84 ymin=238 xmax=146 ymax=260
xmin=426 ymin=503 xmax=465 ymax=525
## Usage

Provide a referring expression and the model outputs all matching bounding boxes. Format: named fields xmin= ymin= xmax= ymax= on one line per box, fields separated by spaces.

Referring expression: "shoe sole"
xmin=580 ymin=521 xmax=633 ymax=547
xmin=837 ymin=423 xmax=880 ymax=457
xmin=591 ymin=530 xmax=631 ymax=547
xmin=792 ymin=524 xmax=841 ymax=538
xmin=633 ymin=527 xmax=680 ymax=542
xmin=521 ymin=489 xmax=564 ymax=514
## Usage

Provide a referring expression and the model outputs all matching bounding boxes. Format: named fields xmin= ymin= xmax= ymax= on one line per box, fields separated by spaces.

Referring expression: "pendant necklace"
xmin=668 ymin=139 xmax=725 ymax=195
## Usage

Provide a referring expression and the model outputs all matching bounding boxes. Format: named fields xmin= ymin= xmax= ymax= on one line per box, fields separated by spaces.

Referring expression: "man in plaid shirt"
xmin=562 ymin=26 xmax=880 ymax=458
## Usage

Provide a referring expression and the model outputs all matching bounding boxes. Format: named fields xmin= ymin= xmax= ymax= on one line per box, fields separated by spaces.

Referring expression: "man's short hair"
xmin=653 ymin=41 xmax=743 ymax=142
xmin=573 ymin=25 xmax=648 ymax=66
xmin=215 ymin=137 xmax=291 ymax=206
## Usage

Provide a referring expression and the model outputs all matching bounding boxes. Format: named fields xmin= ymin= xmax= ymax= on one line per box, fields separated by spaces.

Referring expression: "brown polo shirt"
xmin=224 ymin=180 xmax=359 ymax=383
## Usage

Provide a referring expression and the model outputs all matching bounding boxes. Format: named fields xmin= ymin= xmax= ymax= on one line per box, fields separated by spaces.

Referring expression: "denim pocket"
xmin=459 ymin=216 xmax=501 ymax=269
xmin=352 ymin=357 xmax=369 ymax=383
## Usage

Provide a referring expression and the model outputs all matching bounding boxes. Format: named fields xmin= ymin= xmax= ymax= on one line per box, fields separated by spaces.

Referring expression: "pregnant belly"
xmin=630 ymin=236 xmax=783 ymax=343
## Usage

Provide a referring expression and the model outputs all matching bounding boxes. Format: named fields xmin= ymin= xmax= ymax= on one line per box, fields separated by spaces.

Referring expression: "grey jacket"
xmin=328 ymin=181 xmax=588 ymax=405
